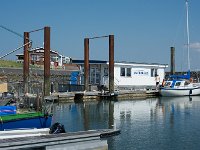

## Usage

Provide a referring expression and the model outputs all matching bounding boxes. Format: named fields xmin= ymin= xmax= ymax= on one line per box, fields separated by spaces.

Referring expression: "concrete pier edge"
xmin=49 ymin=90 xmax=159 ymax=103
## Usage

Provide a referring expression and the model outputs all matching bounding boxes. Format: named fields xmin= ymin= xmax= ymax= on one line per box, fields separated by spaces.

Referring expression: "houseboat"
xmin=72 ymin=60 xmax=168 ymax=90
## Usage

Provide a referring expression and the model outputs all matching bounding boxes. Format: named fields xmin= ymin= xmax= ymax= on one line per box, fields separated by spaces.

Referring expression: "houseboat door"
xmin=90 ymin=67 xmax=100 ymax=85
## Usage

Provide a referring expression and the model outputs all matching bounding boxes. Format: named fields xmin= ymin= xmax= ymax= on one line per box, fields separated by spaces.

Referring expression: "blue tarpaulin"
xmin=0 ymin=106 xmax=16 ymax=116
xmin=70 ymin=71 xmax=79 ymax=85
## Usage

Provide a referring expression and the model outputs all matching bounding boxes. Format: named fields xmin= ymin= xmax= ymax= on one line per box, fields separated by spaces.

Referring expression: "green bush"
xmin=0 ymin=60 xmax=23 ymax=68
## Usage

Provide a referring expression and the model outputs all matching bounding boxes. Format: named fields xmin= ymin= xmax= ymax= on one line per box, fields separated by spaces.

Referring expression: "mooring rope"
xmin=0 ymin=41 xmax=32 ymax=60
xmin=0 ymin=25 xmax=23 ymax=38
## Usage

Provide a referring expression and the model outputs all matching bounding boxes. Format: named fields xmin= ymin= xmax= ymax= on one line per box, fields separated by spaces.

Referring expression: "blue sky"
xmin=1 ymin=0 xmax=200 ymax=71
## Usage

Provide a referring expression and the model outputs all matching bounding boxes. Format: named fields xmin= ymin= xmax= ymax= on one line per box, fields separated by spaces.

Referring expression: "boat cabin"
xmin=163 ymin=80 xmax=191 ymax=88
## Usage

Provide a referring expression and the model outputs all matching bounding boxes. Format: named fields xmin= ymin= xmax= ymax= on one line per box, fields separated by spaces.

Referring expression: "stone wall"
xmin=0 ymin=68 xmax=72 ymax=95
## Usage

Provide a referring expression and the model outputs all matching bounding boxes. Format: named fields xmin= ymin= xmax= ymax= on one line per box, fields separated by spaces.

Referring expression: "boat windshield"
xmin=175 ymin=81 xmax=182 ymax=86
xmin=174 ymin=81 xmax=187 ymax=87
xmin=164 ymin=81 xmax=172 ymax=87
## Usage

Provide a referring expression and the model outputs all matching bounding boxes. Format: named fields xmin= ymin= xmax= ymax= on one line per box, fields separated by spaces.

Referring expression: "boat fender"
xmin=49 ymin=122 xmax=66 ymax=134
xmin=162 ymin=79 xmax=165 ymax=87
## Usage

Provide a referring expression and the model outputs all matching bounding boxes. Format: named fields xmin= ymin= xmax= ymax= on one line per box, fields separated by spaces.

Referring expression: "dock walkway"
xmin=0 ymin=129 xmax=120 ymax=150
xmin=49 ymin=90 xmax=159 ymax=103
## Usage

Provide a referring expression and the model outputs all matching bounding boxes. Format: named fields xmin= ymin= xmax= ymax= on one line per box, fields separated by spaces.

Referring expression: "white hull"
xmin=0 ymin=128 xmax=50 ymax=139
xmin=160 ymin=86 xmax=200 ymax=97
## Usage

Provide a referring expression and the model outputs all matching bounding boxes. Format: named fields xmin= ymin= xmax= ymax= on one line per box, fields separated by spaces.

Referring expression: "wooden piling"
xmin=170 ymin=47 xmax=175 ymax=75
xmin=23 ymin=32 xmax=29 ymax=94
xmin=44 ymin=27 xmax=51 ymax=96
xmin=109 ymin=35 xmax=114 ymax=93
xmin=84 ymin=38 xmax=89 ymax=91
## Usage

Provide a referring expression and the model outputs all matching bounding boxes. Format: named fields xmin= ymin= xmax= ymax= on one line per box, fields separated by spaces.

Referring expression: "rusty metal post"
xmin=84 ymin=38 xmax=89 ymax=91
xmin=170 ymin=47 xmax=175 ymax=75
xmin=44 ymin=26 xmax=51 ymax=96
xmin=23 ymin=32 xmax=29 ymax=94
xmin=109 ymin=35 xmax=114 ymax=93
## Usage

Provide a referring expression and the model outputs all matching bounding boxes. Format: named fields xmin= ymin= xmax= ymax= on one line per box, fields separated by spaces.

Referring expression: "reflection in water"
xmin=155 ymin=96 xmax=199 ymax=128
xmin=52 ymin=101 xmax=115 ymax=132
xmin=52 ymin=96 xmax=200 ymax=150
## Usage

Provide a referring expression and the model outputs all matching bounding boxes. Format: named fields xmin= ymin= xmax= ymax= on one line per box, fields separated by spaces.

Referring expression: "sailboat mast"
xmin=186 ymin=0 xmax=190 ymax=70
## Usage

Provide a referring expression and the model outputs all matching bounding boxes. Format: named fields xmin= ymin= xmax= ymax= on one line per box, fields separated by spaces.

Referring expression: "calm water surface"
xmin=52 ymin=96 xmax=200 ymax=150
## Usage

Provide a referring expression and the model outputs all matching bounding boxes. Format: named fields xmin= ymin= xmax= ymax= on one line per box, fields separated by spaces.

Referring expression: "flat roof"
xmin=72 ymin=59 xmax=168 ymax=67
xmin=72 ymin=59 xmax=107 ymax=64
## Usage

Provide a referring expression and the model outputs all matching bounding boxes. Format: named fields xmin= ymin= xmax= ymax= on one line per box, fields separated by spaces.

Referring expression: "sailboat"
xmin=160 ymin=0 xmax=200 ymax=97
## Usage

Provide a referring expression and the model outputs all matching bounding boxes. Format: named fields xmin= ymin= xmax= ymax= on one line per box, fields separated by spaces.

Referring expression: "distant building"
xmin=16 ymin=47 xmax=71 ymax=68
xmin=72 ymin=60 xmax=168 ymax=90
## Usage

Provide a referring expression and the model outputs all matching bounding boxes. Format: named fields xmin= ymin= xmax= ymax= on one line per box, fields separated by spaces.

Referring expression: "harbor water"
xmin=52 ymin=96 xmax=200 ymax=150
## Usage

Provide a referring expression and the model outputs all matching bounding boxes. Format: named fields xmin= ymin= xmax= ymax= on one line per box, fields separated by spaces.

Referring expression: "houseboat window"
xmin=80 ymin=67 xmax=84 ymax=74
xmin=155 ymin=69 xmax=157 ymax=76
xmin=151 ymin=69 xmax=155 ymax=77
xmin=96 ymin=68 xmax=100 ymax=84
xmin=120 ymin=68 xmax=125 ymax=76
xmin=126 ymin=68 xmax=131 ymax=77
xmin=89 ymin=67 xmax=100 ymax=84
xmin=104 ymin=68 xmax=108 ymax=76
xmin=151 ymin=69 xmax=157 ymax=77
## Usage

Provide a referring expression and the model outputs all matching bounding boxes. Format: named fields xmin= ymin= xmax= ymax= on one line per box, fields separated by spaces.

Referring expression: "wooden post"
xmin=109 ymin=35 xmax=114 ymax=93
xmin=84 ymin=38 xmax=89 ymax=91
xmin=23 ymin=32 xmax=29 ymax=94
xmin=44 ymin=26 xmax=51 ymax=96
xmin=170 ymin=47 xmax=175 ymax=75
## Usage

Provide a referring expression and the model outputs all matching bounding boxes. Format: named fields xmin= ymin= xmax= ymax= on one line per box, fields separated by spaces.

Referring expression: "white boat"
xmin=160 ymin=0 xmax=200 ymax=97
xmin=0 ymin=122 xmax=66 ymax=139
xmin=0 ymin=128 xmax=50 ymax=139
xmin=160 ymin=76 xmax=200 ymax=96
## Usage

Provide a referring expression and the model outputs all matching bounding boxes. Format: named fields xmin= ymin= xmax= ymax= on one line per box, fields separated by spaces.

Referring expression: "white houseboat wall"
xmin=113 ymin=62 xmax=167 ymax=90
xmin=72 ymin=60 xmax=168 ymax=91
